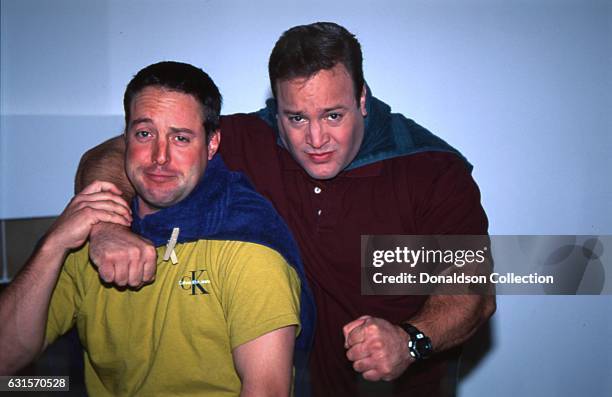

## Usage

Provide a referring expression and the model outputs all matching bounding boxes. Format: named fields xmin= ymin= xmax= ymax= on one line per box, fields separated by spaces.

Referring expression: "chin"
xmin=296 ymin=152 xmax=345 ymax=179
xmin=142 ymin=192 xmax=181 ymax=208
xmin=304 ymin=166 xmax=341 ymax=180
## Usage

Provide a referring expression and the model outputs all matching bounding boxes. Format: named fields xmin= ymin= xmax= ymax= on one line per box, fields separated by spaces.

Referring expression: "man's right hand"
xmin=45 ymin=180 xmax=133 ymax=255
xmin=89 ymin=222 xmax=158 ymax=289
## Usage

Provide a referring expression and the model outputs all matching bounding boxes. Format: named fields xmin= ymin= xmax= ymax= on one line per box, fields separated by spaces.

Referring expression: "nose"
xmin=306 ymin=120 xmax=329 ymax=149
xmin=152 ymin=137 xmax=170 ymax=165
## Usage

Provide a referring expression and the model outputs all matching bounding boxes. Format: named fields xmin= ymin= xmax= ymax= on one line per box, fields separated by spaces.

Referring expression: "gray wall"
xmin=1 ymin=0 xmax=611 ymax=395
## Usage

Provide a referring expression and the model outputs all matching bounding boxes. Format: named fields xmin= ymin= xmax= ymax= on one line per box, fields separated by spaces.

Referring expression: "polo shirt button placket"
xmin=314 ymin=186 xmax=323 ymax=217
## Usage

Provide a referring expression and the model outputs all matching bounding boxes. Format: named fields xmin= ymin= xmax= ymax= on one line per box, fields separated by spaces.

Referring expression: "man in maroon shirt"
xmin=76 ymin=22 xmax=494 ymax=396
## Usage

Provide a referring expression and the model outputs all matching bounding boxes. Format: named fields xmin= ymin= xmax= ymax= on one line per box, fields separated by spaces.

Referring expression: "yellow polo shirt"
xmin=46 ymin=240 xmax=301 ymax=396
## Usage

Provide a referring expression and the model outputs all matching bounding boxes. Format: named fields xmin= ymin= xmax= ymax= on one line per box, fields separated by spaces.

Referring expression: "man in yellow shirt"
xmin=0 ymin=61 xmax=307 ymax=396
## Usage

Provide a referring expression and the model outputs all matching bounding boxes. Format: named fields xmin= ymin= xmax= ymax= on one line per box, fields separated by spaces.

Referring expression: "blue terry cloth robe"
xmin=131 ymin=155 xmax=316 ymax=353
xmin=255 ymin=84 xmax=473 ymax=171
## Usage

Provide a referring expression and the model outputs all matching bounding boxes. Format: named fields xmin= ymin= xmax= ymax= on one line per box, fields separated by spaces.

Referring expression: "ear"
xmin=359 ymin=84 xmax=367 ymax=117
xmin=207 ymin=130 xmax=221 ymax=160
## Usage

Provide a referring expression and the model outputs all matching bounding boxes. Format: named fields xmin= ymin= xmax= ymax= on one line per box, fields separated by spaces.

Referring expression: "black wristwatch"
xmin=399 ymin=323 xmax=433 ymax=361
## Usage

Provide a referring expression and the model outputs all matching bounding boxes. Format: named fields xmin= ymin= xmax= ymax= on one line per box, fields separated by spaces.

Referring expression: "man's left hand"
xmin=343 ymin=315 xmax=413 ymax=381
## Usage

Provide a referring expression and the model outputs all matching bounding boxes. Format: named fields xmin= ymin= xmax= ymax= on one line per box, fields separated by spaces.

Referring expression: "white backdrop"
xmin=1 ymin=1 xmax=611 ymax=395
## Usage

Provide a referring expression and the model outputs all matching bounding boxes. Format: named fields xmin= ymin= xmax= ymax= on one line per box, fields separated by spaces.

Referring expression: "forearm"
xmin=75 ymin=135 xmax=135 ymax=202
xmin=0 ymin=179 xmax=134 ymax=374
xmin=0 ymin=238 xmax=67 ymax=374
xmin=408 ymin=294 xmax=496 ymax=353
xmin=76 ymin=139 xmax=157 ymax=287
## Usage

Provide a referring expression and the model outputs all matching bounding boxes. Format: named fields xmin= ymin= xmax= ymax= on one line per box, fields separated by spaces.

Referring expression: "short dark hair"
xmin=123 ymin=61 xmax=222 ymax=139
xmin=268 ymin=22 xmax=364 ymax=104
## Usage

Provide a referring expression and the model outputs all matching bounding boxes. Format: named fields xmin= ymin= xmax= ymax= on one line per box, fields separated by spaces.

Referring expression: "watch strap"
xmin=399 ymin=323 xmax=432 ymax=361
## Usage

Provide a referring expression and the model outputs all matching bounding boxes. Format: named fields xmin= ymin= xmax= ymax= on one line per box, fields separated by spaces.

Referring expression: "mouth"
xmin=143 ymin=171 xmax=177 ymax=183
xmin=306 ymin=151 xmax=335 ymax=163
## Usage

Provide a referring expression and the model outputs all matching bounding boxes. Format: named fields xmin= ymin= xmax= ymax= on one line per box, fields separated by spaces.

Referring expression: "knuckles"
xmin=98 ymin=265 xmax=114 ymax=282
xmin=346 ymin=317 xmax=411 ymax=382
xmin=90 ymin=234 xmax=157 ymax=288
xmin=128 ymin=277 xmax=143 ymax=288
xmin=369 ymin=340 xmax=384 ymax=351
xmin=113 ymin=268 xmax=129 ymax=286
xmin=126 ymin=246 xmax=141 ymax=259
xmin=379 ymin=362 xmax=393 ymax=376
xmin=143 ymin=245 xmax=157 ymax=259
xmin=81 ymin=207 xmax=95 ymax=217
xmin=365 ymin=322 xmax=381 ymax=334
xmin=362 ymin=371 xmax=381 ymax=381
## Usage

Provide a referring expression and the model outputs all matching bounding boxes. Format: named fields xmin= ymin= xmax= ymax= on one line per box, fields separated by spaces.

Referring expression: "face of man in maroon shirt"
xmin=275 ymin=63 xmax=368 ymax=180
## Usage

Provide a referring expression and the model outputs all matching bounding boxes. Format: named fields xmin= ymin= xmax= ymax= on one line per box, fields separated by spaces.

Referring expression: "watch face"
xmin=408 ymin=334 xmax=432 ymax=360
xmin=416 ymin=338 xmax=431 ymax=350
xmin=402 ymin=324 xmax=432 ymax=360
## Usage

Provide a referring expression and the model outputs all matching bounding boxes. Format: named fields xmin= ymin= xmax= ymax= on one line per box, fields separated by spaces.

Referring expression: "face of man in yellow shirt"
xmin=124 ymin=86 xmax=219 ymax=217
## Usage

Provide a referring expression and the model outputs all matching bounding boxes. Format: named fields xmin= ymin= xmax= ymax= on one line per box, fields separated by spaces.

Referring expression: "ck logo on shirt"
xmin=178 ymin=269 xmax=211 ymax=295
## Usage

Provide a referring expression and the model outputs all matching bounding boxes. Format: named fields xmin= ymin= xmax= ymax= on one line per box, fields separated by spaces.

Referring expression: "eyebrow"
xmin=281 ymin=105 xmax=347 ymax=116
xmin=169 ymin=127 xmax=196 ymax=135
xmin=128 ymin=119 xmax=196 ymax=135
xmin=128 ymin=117 xmax=153 ymax=129
xmin=322 ymin=106 xmax=347 ymax=113
xmin=281 ymin=109 xmax=303 ymax=116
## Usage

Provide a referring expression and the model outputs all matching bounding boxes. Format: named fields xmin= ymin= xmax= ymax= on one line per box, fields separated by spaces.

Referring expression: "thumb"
xmin=343 ymin=315 xmax=372 ymax=348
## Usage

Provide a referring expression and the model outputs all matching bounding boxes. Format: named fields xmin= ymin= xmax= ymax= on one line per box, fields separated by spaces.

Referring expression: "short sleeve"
xmin=44 ymin=249 xmax=86 ymax=345
xmin=218 ymin=243 xmax=301 ymax=350
xmin=399 ymin=152 xmax=488 ymax=235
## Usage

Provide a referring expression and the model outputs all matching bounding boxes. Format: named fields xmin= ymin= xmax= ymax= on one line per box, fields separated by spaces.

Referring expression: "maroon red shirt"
xmin=219 ymin=114 xmax=488 ymax=396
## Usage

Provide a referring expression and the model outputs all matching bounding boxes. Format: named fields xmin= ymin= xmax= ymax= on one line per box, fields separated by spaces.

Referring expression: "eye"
xmin=135 ymin=130 xmax=152 ymax=139
xmin=174 ymin=135 xmax=191 ymax=143
xmin=288 ymin=115 xmax=305 ymax=123
xmin=327 ymin=113 xmax=343 ymax=121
